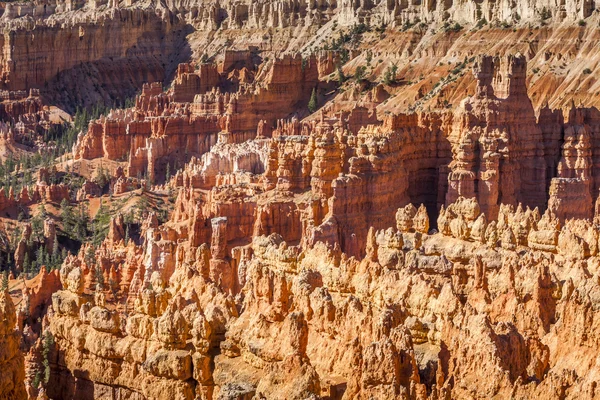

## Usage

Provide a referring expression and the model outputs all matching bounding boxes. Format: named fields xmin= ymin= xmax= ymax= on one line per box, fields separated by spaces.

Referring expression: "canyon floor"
xmin=3 ymin=0 xmax=600 ymax=399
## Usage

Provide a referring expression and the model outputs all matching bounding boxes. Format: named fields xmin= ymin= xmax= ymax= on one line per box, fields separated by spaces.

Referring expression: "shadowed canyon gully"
xmin=3 ymin=0 xmax=600 ymax=399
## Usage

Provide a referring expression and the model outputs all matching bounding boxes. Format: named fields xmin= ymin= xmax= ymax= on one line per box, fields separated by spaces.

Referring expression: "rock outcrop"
xmin=7 ymin=1 xmax=600 ymax=399
xmin=0 ymin=287 xmax=27 ymax=400
xmin=21 ymin=49 xmax=600 ymax=400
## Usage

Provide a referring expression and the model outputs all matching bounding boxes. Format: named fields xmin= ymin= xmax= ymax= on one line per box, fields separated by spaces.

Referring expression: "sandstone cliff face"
xmin=73 ymin=52 xmax=318 ymax=185
xmin=9 ymin=0 xmax=600 ymax=399
xmin=28 ymin=49 xmax=600 ymax=400
xmin=0 ymin=7 xmax=191 ymax=109
xmin=69 ymin=53 xmax=600 ymax=260
xmin=0 ymin=287 xmax=27 ymax=400
xmin=2 ymin=0 xmax=600 ymax=113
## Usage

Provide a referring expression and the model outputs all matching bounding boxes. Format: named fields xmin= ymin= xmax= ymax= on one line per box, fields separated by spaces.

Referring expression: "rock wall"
xmin=32 ymin=50 xmax=600 ymax=399
xmin=2 ymin=0 xmax=600 ymax=113
xmin=0 ymin=287 xmax=27 ymax=400
xmin=0 ymin=7 xmax=191 ymax=109
xmin=71 ymin=53 xmax=600 ymax=257
xmin=8 ymin=0 xmax=600 ymax=398
xmin=73 ymin=53 xmax=318 ymax=184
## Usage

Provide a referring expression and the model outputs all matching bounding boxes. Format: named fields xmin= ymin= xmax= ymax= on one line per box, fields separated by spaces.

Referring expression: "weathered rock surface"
xmin=8 ymin=1 xmax=600 ymax=399
xmin=22 ymin=49 xmax=600 ymax=400
xmin=0 ymin=287 xmax=27 ymax=400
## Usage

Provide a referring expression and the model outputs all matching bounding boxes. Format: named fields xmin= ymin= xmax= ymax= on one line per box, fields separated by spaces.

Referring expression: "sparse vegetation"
xmin=444 ymin=21 xmax=463 ymax=32
xmin=382 ymin=63 xmax=398 ymax=85
xmin=354 ymin=66 xmax=367 ymax=82
xmin=308 ymin=87 xmax=318 ymax=113
xmin=337 ymin=64 xmax=346 ymax=83
xmin=539 ymin=7 xmax=551 ymax=22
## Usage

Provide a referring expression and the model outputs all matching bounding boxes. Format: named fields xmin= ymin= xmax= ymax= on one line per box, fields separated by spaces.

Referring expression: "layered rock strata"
xmin=34 ymin=51 xmax=600 ymax=400
xmin=0 ymin=287 xmax=27 ymax=400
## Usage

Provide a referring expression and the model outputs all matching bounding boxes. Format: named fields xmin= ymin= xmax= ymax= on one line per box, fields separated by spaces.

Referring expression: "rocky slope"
xmin=3 ymin=0 xmax=600 ymax=399
xmin=0 ymin=285 xmax=27 ymax=400
xmin=2 ymin=0 xmax=600 ymax=111
xmin=24 ymin=51 xmax=600 ymax=399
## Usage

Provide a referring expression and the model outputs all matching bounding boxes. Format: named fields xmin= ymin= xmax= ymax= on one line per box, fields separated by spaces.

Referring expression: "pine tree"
xmin=85 ymin=246 xmax=95 ymax=267
xmin=33 ymin=372 xmax=41 ymax=389
xmin=52 ymin=238 xmax=59 ymax=265
xmin=308 ymin=87 xmax=318 ymax=113
xmin=92 ymin=201 xmax=110 ymax=246
xmin=74 ymin=202 xmax=90 ymax=242
xmin=165 ymin=162 xmax=171 ymax=183
xmin=43 ymin=249 xmax=50 ymax=267
xmin=382 ymin=63 xmax=398 ymax=85
xmin=38 ymin=203 xmax=47 ymax=219
xmin=354 ymin=66 xmax=366 ymax=82
xmin=36 ymin=246 xmax=45 ymax=271
xmin=42 ymin=331 xmax=54 ymax=384
xmin=23 ymin=253 xmax=30 ymax=275
xmin=60 ymin=199 xmax=75 ymax=239
xmin=31 ymin=214 xmax=44 ymax=243
xmin=2 ymin=270 xmax=8 ymax=292
xmin=337 ymin=64 xmax=346 ymax=83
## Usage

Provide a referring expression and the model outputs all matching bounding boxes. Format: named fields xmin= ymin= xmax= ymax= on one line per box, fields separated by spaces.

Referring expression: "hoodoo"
xmin=3 ymin=0 xmax=600 ymax=399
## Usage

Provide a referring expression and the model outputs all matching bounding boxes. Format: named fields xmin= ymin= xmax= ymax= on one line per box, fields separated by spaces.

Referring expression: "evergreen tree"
xmin=43 ymin=248 xmax=50 ymax=267
xmin=135 ymin=197 xmax=149 ymax=221
xmin=38 ymin=203 xmax=47 ymax=219
xmin=94 ymin=165 xmax=109 ymax=190
xmin=308 ymin=88 xmax=318 ymax=113
xmin=23 ymin=253 xmax=30 ymax=275
xmin=92 ymin=201 xmax=110 ymax=246
xmin=85 ymin=246 xmax=95 ymax=267
xmin=42 ymin=331 xmax=54 ymax=384
xmin=31 ymin=214 xmax=44 ymax=243
xmin=33 ymin=373 xmax=41 ymax=390
xmin=165 ymin=162 xmax=171 ymax=182
xmin=382 ymin=63 xmax=398 ymax=85
xmin=1 ymin=270 xmax=8 ymax=292
xmin=51 ymin=239 xmax=59 ymax=269
xmin=337 ymin=64 xmax=346 ymax=83
xmin=354 ymin=66 xmax=366 ymax=82
xmin=74 ymin=202 xmax=90 ymax=242
xmin=60 ymin=199 xmax=75 ymax=239
xmin=36 ymin=246 xmax=45 ymax=270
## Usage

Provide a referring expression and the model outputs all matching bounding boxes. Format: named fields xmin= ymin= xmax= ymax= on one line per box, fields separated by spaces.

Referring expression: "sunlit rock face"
xmin=6 ymin=0 xmax=600 ymax=399
xmin=31 ymin=49 xmax=600 ymax=400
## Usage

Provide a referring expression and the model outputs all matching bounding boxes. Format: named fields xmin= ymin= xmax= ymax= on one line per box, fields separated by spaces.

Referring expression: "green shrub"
xmin=308 ymin=88 xmax=318 ymax=113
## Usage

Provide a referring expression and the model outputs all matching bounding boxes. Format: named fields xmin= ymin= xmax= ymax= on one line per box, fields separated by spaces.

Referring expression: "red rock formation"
xmin=34 ymin=57 xmax=600 ymax=400
xmin=0 ymin=287 xmax=27 ymax=400
xmin=73 ymin=53 xmax=318 ymax=185
xmin=446 ymin=54 xmax=546 ymax=220
xmin=0 ymin=8 xmax=190 ymax=109
xmin=10 ymin=3 xmax=600 ymax=398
